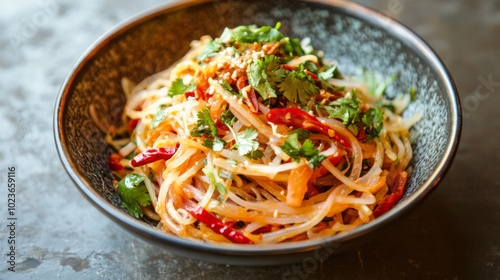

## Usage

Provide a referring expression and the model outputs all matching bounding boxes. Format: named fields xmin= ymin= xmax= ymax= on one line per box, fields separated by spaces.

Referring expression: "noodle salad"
xmin=91 ymin=23 xmax=422 ymax=244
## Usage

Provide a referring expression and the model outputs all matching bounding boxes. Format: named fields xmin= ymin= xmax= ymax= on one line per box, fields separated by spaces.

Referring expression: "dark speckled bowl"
xmin=54 ymin=0 xmax=461 ymax=266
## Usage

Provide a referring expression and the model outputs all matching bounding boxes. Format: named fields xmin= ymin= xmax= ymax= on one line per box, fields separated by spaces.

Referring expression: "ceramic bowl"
xmin=54 ymin=0 xmax=461 ymax=266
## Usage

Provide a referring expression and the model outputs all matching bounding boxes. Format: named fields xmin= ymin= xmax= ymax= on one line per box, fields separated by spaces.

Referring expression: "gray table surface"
xmin=1 ymin=0 xmax=499 ymax=279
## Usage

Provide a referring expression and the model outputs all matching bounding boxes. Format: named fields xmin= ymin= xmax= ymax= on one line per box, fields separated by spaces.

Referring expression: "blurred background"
xmin=1 ymin=0 xmax=499 ymax=279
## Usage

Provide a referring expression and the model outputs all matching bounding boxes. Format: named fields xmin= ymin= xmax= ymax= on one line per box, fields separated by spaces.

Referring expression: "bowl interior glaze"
xmin=54 ymin=0 xmax=461 ymax=265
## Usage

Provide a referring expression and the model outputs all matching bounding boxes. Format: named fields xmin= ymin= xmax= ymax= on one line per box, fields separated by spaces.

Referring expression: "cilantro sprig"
xmin=223 ymin=23 xmax=284 ymax=44
xmin=278 ymin=64 xmax=319 ymax=105
xmin=220 ymin=110 xmax=263 ymax=160
xmin=323 ymin=92 xmax=384 ymax=140
xmin=196 ymin=39 xmax=223 ymax=61
xmin=247 ymin=55 xmax=286 ymax=100
xmin=168 ymin=78 xmax=196 ymax=97
xmin=280 ymin=130 xmax=326 ymax=169
xmin=247 ymin=57 xmax=320 ymax=106
xmin=117 ymin=174 xmax=151 ymax=218
xmin=190 ymin=108 xmax=227 ymax=151
xmin=324 ymin=92 xmax=362 ymax=135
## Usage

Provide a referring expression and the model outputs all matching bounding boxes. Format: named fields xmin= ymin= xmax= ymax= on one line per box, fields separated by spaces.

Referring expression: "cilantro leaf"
xmin=196 ymin=39 xmax=222 ymax=61
xmin=323 ymin=92 xmax=384 ymax=139
xmin=220 ymin=109 xmax=236 ymax=127
xmin=220 ymin=112 xmax=262 ymax=159
xmin=190 ymin=108 xmax=227 ymax=151
xmin=325 ymin=92 xmax=362 ymax=135
xmin=191 ymin=108 xmax=218 ymax=137
xmin=278 ymin=64 xmax=319 ymax=105
xmin=229 ymin=24 xmax=284 ymax=44
xmin=290 ymin=129 xmax=311 ymax=141
xmin=168 ymin=78 xmax=196 ymax=97
xmin=150 ymin=105 xmax=171 ymax=129
xmin=245 ymin=150 xmax=264 ymax=160
xmin=220 ymin=78 xmax=240 ymax=96
xmin=117 ymin=174 xmax=151 ymax=218
xmin=236 ymin=128 xmax=260 ymax=156
xmin=280 ymin=133 xmax=325 ymax=168
xmin=362 ymin=106 xmax=384 ymax=140
xmin=203 ymin=137 xmax=226 ymax=152
xmin=280 ymin=37 xmax=305 ymax=57
xmin=318 ymin=65 xmax=339 ymax=81
xmin=247 ymin=55 xmax=286 ymax=100
xmin=150 ymin=107 xmax=168 ymax=129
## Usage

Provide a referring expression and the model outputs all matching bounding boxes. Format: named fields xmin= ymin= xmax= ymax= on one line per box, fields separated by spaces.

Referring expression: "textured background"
xmin=0 ymin=0 xmax=499 ymax=279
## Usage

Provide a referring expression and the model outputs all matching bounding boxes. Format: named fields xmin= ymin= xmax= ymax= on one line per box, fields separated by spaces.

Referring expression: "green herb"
xmin=191 ymin=108 xmax=218 ymax=137
xmin=318 ymin=65 xmax=339 ymax=81
xmin=324 ymin=91 xmax=362 ymax=135
xmin=190 ymin=108 xmax=226 ymax=151
xmin=196 ymin=39 xmax=222 ymax=61
xmin=220 ymin=79 xmax=240 ymax=96
xmin=220 ymin=113 xmax=263 ymax=160
xmin=168 ymin=78 xmax=196 ymax=97
xmin=247 ymin=55 xmax=286 ymax=100
xmin=235 ymin=128 xmax=261 ymax=157
xmin=280 ymin=132 xmax=326 ymax=168
xmin=116 ymin=174 xmax=151 ymax=218
xmin=362 ymin=106 xmax=384 ymax=140
xmin=324 ymin=92 xmax=384 ymax=139
xmin=228 ymin=23 xmax=284 ymax=44
xmin=150 ymin=107 xmax=168 ymax=129
xmin=220 ymin=109 xmax=236 ymax=126
xmin=290 ymin=129 xmax=311 ymax=141
xmin=125 ymin=151 xmax=136 ymax=160
xmin=245 ymin=150 xmax=265 ymax=160
xmin=280 ymin=37 xmax=305 ymax=57
xmin=278 ymin=64 xmax=319 ymax=105
xmin=203 ymin=138 xmax=227 ymax=152
xmin=202 ymin=164 xmax=227 ymax=202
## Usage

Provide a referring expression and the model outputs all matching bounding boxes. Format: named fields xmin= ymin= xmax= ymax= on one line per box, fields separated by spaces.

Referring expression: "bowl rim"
xmin=54 ymin=0 xmax=462 ymax=256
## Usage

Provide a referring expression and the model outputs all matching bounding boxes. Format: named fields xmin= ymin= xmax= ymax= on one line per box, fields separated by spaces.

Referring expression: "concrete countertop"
xmin=1 ymin=0 xmax=499 ymax=279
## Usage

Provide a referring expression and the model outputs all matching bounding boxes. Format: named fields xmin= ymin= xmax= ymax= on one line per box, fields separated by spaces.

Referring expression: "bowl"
xmin=54 ymin=0 xmax=461 ymax=266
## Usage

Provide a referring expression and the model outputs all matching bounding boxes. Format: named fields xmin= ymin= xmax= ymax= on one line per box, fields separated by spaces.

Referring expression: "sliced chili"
xmin=266 ymin=107 xmax=351 ymax=149
xmin=127 ymin=119 xmax=139 ymax=134
xmin=373 ymin=171 xmax=408 ymax=217
xmin=131 ymin=147 xmax=178 ymax=167
xmin=251 ymin=224 xmax=274 ymax=234
xmin=108 ymin=153 xmax=124 ymax=171
xmin=185 ymin=205 xmax=254 ymax=244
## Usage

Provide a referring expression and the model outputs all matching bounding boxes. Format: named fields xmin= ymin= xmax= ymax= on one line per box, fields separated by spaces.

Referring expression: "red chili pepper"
xmin=108 ymin=153 xmax=124 ymax=171
xmin=281 ymin=64 xmax=295 ymax=71
xmin=128 ymin=119 xmax=139 ymax=134
xmin=373 ymin=171 xmax=408 ymax=217
xmin=251 ymin=224 xmax=274 ymax=234
xmin=266 ymin=108 xmax=351 ymax=149
xmin=214 ymin=118 xmax=229 ymax=131
xmin=184 ymin=91 xmax=195 ymax=98
xmin=310 ymin=150 xmax=344 ymax=184
xmin=305 ymin=69 xmax=318 ymax=81
xmin=131 ymin=147 xmax=178 ymax=167
xmin=185 ymin=204 xmax=254 ymax=244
